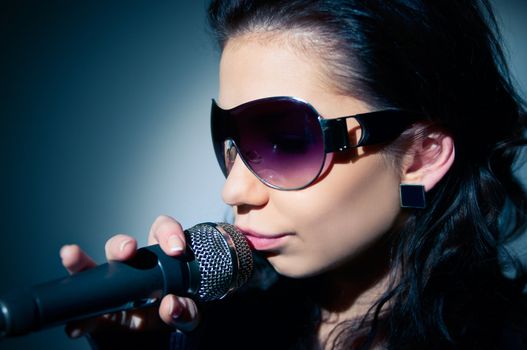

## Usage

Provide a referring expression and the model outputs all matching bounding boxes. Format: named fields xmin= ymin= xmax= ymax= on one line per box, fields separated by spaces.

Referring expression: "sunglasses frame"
xmin=211 ymin=96 xmax=419 ymax=190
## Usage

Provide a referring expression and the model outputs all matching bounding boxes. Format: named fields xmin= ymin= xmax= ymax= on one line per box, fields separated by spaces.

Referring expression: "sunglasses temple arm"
xmin=321 ymin=118 xmax=351 ymax=152
xmin=322 ymin=110 xmax=418 ymax=151
xmin=355 ymin=110 xmax=418 ymax=146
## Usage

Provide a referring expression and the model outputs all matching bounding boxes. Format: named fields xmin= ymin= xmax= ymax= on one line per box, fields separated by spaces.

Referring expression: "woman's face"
xmin=218 ymin=34 xmax=402 ymax=278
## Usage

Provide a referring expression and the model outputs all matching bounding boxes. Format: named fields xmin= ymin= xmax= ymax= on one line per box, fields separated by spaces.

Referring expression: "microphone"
xmin=0 ymin=222 xmax=253 ymax=337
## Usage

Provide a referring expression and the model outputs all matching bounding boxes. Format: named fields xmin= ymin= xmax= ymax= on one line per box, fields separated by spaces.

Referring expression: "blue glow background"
xmin=0 ymin=1 xmax=525 ymax=349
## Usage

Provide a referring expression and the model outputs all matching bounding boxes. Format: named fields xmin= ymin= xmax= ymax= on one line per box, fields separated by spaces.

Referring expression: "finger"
xmin=65 ymin=311 xmax=139 ymax=339
xmin=158 ymin=295 xmax=200 ymax=332
xmin=60 ymin=245 xmax=97 ymax=275
xmin=104 ymin=234 xmax=138 ymax=261
xmin=65 ymin=316 xmax=101 ymax=338
xmin=148 ymin=215 xmax=186 ymax=256
xmin=65 ymin=304 xmax=170 ymax=338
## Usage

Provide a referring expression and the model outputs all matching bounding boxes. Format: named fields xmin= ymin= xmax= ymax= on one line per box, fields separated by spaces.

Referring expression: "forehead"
xmin=218 ymin=33 xmax=332 ymax=109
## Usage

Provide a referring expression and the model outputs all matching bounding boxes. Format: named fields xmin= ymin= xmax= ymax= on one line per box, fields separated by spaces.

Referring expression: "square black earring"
xmin=400 ymin=184 xmax=426 ymax=209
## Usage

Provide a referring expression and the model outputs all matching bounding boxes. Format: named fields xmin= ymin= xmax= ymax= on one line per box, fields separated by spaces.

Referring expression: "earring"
xmin=400 ymin=184 xmax=426 ymax=209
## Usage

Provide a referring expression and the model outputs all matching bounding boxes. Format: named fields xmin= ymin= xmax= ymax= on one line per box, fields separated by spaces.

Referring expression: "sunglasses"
xmin=211 ymin=96 xmax=419 ymax=190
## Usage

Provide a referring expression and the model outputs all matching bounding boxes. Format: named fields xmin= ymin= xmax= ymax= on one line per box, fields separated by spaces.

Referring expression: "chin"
xmin=267 ymin=255 xmax=329 ymax=279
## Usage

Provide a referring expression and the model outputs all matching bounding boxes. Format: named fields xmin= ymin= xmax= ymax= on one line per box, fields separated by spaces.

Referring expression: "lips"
xmin=236 ymin=227 xmax=292 ymax=251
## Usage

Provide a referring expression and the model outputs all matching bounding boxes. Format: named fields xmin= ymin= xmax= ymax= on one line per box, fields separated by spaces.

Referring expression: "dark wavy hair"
xmin=207 ymin=0 xmax=527 ymax=348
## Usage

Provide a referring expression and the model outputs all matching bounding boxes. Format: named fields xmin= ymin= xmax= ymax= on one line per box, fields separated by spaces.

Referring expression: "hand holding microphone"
xmin=60 ymin=215 xmax=199 ymax=337
xmin=0 ymin=216 xmax=253 ymax=338
xmin=61 ymin=215 xmax=202 ymax=337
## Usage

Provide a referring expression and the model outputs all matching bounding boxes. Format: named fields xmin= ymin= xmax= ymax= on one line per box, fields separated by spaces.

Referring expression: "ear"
xmin=401 ymin=130 xmax=455 ymax=192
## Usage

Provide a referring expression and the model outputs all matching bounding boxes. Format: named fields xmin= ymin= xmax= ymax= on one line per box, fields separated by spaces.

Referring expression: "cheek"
xmin=269 ymin=154 xmax=401 ymax=277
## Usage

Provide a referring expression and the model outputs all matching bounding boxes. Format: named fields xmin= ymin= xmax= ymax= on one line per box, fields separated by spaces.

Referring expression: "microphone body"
xmin=0 ymin=223 xmax=253 ymax=337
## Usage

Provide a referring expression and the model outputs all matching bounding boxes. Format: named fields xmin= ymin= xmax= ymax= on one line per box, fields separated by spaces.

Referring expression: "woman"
xmin=61 ymin=0 xmax=527 ymax=348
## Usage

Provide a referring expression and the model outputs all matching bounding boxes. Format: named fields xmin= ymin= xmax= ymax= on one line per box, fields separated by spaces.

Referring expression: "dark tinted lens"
xmin=211 ymin=102 xmax=229 ymax=177
xmin=232 ymin=98 xmax=325 ymax=189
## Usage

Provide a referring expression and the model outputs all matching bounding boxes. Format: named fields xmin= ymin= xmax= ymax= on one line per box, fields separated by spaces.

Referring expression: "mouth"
xmin=236 ymin=227 xmax=292 ymax=251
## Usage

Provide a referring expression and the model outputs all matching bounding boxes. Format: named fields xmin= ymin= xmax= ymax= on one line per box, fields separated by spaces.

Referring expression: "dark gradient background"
xmin=0 ymin=1 xmax=526 ymax=349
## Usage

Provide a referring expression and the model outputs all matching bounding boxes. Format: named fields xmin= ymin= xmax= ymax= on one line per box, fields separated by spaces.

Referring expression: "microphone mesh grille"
xmin=217 ymin=223 xmax=253 ymax=290
xmin=186 ymin=223 xmax=253 ymax=301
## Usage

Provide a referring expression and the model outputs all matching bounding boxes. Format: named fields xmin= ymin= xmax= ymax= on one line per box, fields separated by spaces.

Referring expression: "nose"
xmin=221 ymin=154 xmax=270 ymax=208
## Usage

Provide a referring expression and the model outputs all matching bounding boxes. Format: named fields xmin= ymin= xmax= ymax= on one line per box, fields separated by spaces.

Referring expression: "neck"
xmin=310 ymin=240 xmax=392 ymax=349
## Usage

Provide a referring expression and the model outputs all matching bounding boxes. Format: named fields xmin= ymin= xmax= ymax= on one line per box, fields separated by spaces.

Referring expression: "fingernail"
xmin=130 ymin=315 xmax=143 ymax=330
xmin=69 ymin=328 xmax=82 ymax=338
xmin=59 ymin=245 xmax=72 ymax=259
xmin=168 ymin=236 xmax=184 ymax=253
xmin=171 ymin=298 xmax=183 ymax=320
xmin=119 ymin=240 xmax=132 ymax=253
